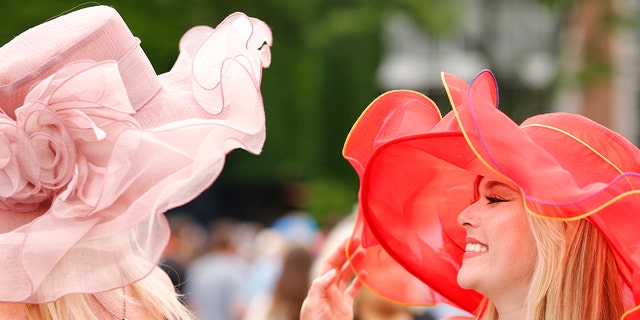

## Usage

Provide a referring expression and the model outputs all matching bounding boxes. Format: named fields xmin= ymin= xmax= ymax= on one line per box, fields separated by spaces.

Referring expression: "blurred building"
xmin=377 ymin=0 xmax=639 ymax=144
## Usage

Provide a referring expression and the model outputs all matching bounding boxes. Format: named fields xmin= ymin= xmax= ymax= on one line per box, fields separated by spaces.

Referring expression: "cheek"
xmin=492 ymin=208 xmax=537 ymax=260
xmin=497 ymin=211 xmax=537 ymax=272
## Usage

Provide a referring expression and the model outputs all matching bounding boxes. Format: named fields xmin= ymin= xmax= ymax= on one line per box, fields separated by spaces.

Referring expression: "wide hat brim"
xmin=0 ymin=6 xmax=271 ymax=302
xmin=344 ymin=70 xmax=640 ymax=318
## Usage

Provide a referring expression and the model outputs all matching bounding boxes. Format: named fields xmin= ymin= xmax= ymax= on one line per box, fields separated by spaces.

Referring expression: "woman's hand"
xmin=300 ymin=239 xmax=363 ymax=320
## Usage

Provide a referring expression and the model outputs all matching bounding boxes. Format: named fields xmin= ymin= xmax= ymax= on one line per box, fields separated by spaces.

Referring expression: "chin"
xmin=456 ymin=268 xmax=477 ymax=290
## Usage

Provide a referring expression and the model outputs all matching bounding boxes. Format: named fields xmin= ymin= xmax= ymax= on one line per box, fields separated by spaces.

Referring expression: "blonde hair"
xmin=25 ymin=270 xmax=194 ymax=320
xmin=478 ymin=215 xmax=624 ymax=320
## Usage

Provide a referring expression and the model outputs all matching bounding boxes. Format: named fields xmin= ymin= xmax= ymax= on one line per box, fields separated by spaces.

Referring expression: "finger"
xmin=344 ymin=274 xmax=363 ymax=305
xmin=311 ymin=268 xmax=338 ymax=291
xmin=301 ymin=270 xmax=336 ymax=320
xmin=318 ymin=238 xmax=350 ymax=275
xmin=336 ymin=260 xmax=354 ymax=290
xmin=338 ymin=247 xmax=364 ymax=288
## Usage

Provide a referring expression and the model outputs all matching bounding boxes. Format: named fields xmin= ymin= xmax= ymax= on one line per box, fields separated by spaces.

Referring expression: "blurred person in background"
xmin=161 ymin=212 xmax=207 ymax=296
xmin=244 ymin=245 xmax=313 ymax=320
xmin=185 ymin=219 xmax=249 ymax=320
xmin=245 ymin=228 xmax=288 ymax=305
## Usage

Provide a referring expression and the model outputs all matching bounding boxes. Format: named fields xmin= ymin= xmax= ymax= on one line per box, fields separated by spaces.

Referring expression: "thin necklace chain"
xmin=94 ymin=286 xmax=127 ymax=320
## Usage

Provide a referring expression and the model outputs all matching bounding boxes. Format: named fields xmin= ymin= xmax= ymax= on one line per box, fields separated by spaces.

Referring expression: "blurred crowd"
xmin=160 ymin=206 xmax=472 ymax=320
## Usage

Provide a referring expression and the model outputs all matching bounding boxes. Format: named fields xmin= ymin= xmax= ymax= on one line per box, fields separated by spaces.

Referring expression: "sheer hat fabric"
xmin=344 ymin=70 xmax=640 ymax=319
xmin=0 ymin=5 xmax=271 ymax=302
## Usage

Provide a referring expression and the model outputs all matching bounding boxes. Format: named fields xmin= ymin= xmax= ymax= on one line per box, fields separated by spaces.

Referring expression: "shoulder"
xmin=443 ymin=317 xmax=474 ymax=320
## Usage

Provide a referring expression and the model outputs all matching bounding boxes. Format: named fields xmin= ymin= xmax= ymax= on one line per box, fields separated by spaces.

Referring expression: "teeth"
xmin=465 ymin=243 xmax=488 ymax=253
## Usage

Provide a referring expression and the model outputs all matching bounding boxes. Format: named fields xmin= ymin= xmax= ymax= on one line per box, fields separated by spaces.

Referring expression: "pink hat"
xmin=344 ymin=70 xmax=640 ymax=318
xmin=0 ymin=5 xmax=271 ymax=302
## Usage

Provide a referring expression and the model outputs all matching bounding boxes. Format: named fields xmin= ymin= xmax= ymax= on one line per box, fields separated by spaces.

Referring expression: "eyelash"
xmin=469 ymin=195 xmax=508 ymax=205
xmin=485 ymin=195 xmax=507 ymax=204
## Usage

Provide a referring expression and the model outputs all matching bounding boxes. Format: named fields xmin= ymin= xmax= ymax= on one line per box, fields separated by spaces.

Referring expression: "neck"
xmin=488 ymin=290 xmax=528 ymax=320
xmin=495 ymin=308 xmax=526 ymax=320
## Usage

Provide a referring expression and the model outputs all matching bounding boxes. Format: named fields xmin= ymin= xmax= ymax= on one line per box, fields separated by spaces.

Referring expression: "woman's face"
xmin=456 ymin=177 xmax=537 ymax=298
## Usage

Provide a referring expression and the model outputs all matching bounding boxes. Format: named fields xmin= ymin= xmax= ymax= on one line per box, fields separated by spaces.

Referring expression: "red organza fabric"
xmin=344 ymin=70 xmax=640 ymax=319
xmin=0 ymin=6 xmax=271 ymax=302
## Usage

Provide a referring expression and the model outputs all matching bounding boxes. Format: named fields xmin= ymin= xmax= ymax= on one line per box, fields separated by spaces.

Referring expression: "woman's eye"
xmin=485 ymin=196 xmax=507 ymax=204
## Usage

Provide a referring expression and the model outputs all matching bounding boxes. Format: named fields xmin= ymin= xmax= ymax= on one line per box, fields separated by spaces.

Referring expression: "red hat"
xmin=344 ymin=70 xmax=640 ymax=318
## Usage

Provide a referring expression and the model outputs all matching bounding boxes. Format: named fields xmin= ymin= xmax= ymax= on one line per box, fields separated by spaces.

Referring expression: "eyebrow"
xmin=483 ymin=180 xmax=519 ymax=192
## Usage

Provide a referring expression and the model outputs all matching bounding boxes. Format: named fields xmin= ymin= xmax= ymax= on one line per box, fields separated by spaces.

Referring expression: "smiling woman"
xmin=300 ymin=70 xmax=640 ymax=320
xmin=456 ymin=178 xmax=538 ymax=316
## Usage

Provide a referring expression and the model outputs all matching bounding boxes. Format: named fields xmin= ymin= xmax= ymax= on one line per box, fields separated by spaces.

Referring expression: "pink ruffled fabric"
xmin=0 ymin=6 xmax=271 ymax=303
xmin=344 ymin=70 xmax=640 ymax=319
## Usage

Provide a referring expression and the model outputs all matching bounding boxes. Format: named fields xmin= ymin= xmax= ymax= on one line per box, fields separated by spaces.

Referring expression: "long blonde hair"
xmin=479 ymin=215 xmax=624 ymax=320
xmin=25 ymin=269 xmax=194 ymax=320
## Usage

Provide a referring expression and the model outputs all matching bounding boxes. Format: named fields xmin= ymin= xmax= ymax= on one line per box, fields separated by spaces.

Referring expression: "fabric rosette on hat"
xmin=343 ymin=70 xmax=640 ymax=319
xmin=0 ymin=5 xmax=271 ymax=303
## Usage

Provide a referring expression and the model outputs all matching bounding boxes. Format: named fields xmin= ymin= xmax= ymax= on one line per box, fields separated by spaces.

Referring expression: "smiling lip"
xmin=463 ymin=237 xmax=488 ymax=259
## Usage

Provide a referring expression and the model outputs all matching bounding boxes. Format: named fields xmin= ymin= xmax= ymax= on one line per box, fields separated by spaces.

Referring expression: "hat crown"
xmin=0 ymin=6 xmax=158 ymax=118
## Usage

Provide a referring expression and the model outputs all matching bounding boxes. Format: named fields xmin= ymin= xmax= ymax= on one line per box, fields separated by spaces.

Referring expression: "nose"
xmin=457 ymin=202 xmax=478 ymax=228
